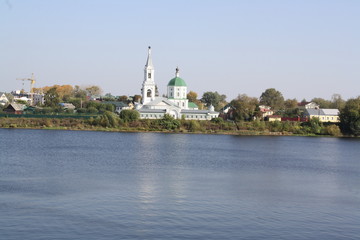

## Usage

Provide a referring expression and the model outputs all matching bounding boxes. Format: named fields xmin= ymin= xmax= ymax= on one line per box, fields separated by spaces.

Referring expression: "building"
xmin=304 ymin=108 xmax=340 ymax=123
xmin=3 ymin=103 xmax=26 ymax=114
xmin=11 ymin=90 xmax=44 ymax=106
xmin=135 ymin=47 xmax=219 ymax=120
xmin=0 ymin=92 xmax=9 ymax=106
xmin=259 ymin=105 xmax=274 ymax=118
xmin=297 ymin=102 xmax=319 ymax=110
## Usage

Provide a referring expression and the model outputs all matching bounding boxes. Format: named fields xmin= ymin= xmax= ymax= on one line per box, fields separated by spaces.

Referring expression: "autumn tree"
xmin=187 ymin=91 xmax=198 ymax=102
xmin=259 ymin=88 xmax=284 ymax=110
xmin=133 ymin=95 xmax=142 ymax=103
xmin=118 ymin=95 xmax=128 ymax=102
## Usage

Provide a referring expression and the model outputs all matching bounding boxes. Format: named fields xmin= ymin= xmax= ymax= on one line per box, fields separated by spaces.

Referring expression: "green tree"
xmin=331 ymin=94 xmax=345 ymax=110
xmin=44 ymin=87 xmax=60 ymax=108
xmin=311 ymin=98 xmax=332 ymax=108
xmin=340 ymin=97 xmax=360 ymax=136
xmin=230 ymin=94 xmax=259 ymax=121
xmin=119 ymin=109 xmax=140 ymax=122
xmin=73 ymin=85 xmax=87 ymax=99
xmin=259 ymin=88 xmax=284 ymax=110
xmin=158 ymin=114 xmax=180 ymax=130
xmin=86 ymin=85 xmax=102 ymax=97
xmin=284 ymin=98 xmax=298 ymax=109
xmin=201 ymin=91 xmax=227 ymax=111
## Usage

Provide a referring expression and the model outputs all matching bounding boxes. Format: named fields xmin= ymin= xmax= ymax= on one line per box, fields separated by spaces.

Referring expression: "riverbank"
xmin=0 ymin=116 xmax=347 ymax=137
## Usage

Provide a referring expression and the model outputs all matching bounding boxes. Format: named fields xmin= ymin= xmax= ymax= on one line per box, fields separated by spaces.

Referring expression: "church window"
xmin=148 ymin=73 xmax=151 ymax=78
xmin=147 ymin=89 xmax=152 ymax=97
xmin=182 ymin=102 xmax=185 ymax=107
xmin=177 ymin=92 xmax=180 ymax=97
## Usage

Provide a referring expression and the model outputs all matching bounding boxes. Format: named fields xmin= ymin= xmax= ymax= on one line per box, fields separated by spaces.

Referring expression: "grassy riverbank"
xmin=0 ymin=115 xmax=345 ymax=137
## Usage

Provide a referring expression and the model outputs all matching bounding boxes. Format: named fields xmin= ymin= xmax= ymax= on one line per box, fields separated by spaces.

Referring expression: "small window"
xmin=148 ymin=73 xmax=151 ymax=78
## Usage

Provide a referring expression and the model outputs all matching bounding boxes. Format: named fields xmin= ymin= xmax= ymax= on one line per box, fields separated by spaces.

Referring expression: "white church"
xmin=135 ymin=47 xmax=219 ymax=120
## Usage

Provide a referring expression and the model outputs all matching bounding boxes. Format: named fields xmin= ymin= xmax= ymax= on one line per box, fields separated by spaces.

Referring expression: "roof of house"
xmin=138 ymin=109 xmax=166 ymax=113
xmin=305 ymin=108 xmax=339 ymax=116
xmin=104 ymin=101 xmax=129 ymax=108
xmin=181 ymin=109 xmax=218 ymax=114
xmin=7 ymin=103 xmax=26 ymax=111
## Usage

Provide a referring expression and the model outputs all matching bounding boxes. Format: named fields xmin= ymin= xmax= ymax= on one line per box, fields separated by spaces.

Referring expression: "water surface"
xmin=1 ymin=129 xmax=359 ymax=239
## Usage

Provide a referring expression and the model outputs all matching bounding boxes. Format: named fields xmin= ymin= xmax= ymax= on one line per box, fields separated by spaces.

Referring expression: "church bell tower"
xmin=142 ymin=46 xmax=156 ymax=104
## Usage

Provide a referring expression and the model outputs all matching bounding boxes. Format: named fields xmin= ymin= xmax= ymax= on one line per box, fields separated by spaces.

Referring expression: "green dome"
xmin=167 ymin=77 xmax=187 ymax=87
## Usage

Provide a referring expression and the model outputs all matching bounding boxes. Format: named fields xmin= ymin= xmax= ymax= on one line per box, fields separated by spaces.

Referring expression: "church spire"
xmin=175 ymin=66 xmax=180 ymax=77
xmin=145 ymin=46 xmax=153 ymax=68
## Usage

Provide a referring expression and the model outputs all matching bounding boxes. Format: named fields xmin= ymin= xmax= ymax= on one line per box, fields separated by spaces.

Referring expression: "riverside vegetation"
xmin=1 ymin=85 xmax=359 ymax=137
xmin=0 ymin=110 xmax=344 ymax=137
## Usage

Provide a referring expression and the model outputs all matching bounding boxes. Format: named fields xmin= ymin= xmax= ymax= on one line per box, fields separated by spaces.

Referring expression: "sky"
xmin=1 ymin=0 xmax=359 ymax=101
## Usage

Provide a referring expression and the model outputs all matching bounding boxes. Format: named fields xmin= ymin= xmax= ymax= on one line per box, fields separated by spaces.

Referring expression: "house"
xmin=3 ymin=103 xmax=26 ymax=114
xmin=259 ymin=105 xmax=274 ymax=118
xmin=0 ymin=92 xmax=9 ymax=106
xmin=297 ymin=102 xmax=319 ymax=110
xmin=304 ymin=108 xmax=340 ymax=123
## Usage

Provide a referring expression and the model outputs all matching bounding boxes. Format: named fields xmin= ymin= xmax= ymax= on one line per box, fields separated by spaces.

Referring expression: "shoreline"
xmin=0 ymin=125 xmax=350 ymax=138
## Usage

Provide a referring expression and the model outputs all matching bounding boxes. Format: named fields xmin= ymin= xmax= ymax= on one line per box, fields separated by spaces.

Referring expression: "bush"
xmin=158 ymin=114 xmax=180 ymax=130
xmin=325 ymin=124 xmax=342 ymax=137
xmin=119 ymin=110 xmax=140 ymax=122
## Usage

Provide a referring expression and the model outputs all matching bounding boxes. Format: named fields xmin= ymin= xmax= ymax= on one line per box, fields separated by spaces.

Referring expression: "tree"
xmin=284 ymin=98 xmax=298 ymax=109
xmin=311 ymin=98 xmax=332 ymax=108
xmin=119 ymin=109 xmax=140 ymax=122
xmin=259 ymin=88 xmax=284 ymax=110
xmin=230 ymin=94 xmax=259 ymax=121
xmin=133 ymin=95 xmax=142 ymax=103
xmin=85 ymin=85 xmax=102 ymax=97
xmin=331 ymin=94 xmax=345 ymax=110
xmin=44 ymin=87 xmax=60 ymax=108
xmin=187 ymin=91 xmax=198 ymax=102
xmin=201 ymin=91 xmax=227 ymax=111
xmin=73 ymin=85 xmax=87 ymax=99
xmin=340 ymin=97 xmax=360 ymax=136
xmin=118 ymin=95 xmax=128 ymax=102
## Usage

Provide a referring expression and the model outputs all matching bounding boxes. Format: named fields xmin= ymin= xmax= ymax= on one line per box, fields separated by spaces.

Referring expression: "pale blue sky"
xmin=1 ymin=0 xmax=359 ymax=101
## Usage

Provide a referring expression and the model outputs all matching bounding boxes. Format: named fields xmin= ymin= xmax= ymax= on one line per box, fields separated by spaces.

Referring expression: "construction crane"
xmin=17 ymin=73 xmax=36 ymax=94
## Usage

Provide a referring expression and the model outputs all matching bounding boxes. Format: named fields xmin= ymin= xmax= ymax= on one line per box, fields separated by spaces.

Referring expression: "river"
xmin=0 ymin=129 xmax=359 ymax=239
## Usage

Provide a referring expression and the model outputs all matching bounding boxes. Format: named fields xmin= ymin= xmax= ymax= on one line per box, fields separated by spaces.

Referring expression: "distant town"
xmin=1 ymin=47 xmax=359 ymax=136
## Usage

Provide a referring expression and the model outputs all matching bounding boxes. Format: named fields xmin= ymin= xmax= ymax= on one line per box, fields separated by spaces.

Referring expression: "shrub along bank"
xmin=0 ymin=112 xmax=343 ymax=136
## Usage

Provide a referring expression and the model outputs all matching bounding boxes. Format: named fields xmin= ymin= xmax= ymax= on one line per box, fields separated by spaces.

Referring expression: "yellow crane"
xmin=17 ymin=73 xmax=36 ymax=93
